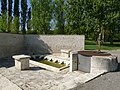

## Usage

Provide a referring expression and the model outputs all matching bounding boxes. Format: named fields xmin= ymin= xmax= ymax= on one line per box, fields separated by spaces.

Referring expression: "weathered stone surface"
xmin=13 ymin=55 xmax=30 ymax=70
xmin=70 ymin=51 xmax=78 ymax=72
xmin=0 ymin=74 xmax=22 ymax=90
xmin=91 ymin=56 xmax=118 ymax=72
xmin=0 ymin=34 xmax=85 ymax=59
xmin=13 ymin=55 xmax=31 ymax=60
xmin=0 ymin=33 xmax=24 ymax=58
xmin=1 ymin=50 xmax=119 ymax=90
xmin=25 ymin=35 xmax=85 ymax=54
xmin=61 ymin=49 xmax=72 ymax=58
xmin=77 ymin=54 xmax=118 ymax=73
xmin=78 ymin=54 xmax=91 ymax=73
xmin=0 ymin=63 xmax=105 ymax=90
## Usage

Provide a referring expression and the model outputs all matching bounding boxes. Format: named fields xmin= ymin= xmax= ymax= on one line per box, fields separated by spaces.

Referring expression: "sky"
xmin=0 ymin=0 xmax=31 ymax=14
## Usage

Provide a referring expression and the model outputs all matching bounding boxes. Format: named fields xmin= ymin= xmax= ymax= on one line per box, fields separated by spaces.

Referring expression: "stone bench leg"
xmin=15 ymin=58 xmax=29 ymax=70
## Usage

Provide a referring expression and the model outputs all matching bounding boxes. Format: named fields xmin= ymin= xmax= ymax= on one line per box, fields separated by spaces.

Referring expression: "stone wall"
xmin=0 ymin=34 xmax=85 ymax=58
xmin=25 ymin=35 xmax=85 ymax=54
xmin=0 ymin=33 xmax=24 ymax=58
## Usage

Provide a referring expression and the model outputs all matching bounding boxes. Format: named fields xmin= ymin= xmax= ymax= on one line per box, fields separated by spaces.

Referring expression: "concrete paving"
xmin=0 ymin=50 xmax=120 ymax=90
xmin=0 ymin=74 xmax=22 ymax=90
xmin=0 ymin=59 xmax=105 ymax=90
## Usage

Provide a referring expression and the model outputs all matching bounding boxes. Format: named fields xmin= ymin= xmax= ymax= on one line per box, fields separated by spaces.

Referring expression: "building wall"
xmin=0 ymin=33 xmax=24 ymax=58
xmin=25 ymin=35 xmax=85 ymax=54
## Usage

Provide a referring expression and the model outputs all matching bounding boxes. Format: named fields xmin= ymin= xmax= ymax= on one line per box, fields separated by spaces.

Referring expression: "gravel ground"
xmin=72 ymin=50 xmax=120 ymax=90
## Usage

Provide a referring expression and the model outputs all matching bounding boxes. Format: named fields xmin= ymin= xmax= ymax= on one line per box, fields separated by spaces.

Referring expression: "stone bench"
xmin=61 ymin=49 xmax=72 ymax=58
xmin=12 ymin=55 xmax=31 ymax=70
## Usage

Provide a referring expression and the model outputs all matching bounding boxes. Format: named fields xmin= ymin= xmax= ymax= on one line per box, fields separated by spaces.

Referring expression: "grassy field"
xmin=85 ymin=40 xmax=120 ymax=50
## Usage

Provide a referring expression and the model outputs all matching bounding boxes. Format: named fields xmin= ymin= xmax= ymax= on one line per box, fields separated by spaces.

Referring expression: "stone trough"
xmin=77 ymin=51 xmax=118 ymax=73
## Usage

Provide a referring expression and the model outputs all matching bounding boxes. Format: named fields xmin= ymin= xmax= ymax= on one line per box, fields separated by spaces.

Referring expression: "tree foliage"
xmin=31 ymin=0 xmax=52 ymax=34
xmin=86 ymin=0 xmax=120 ymax=43
xmin=53 ymin=0 xmax=65 ymax=34
xmin=64 ymin=0 xmax=120 ymax=42
xmin=8 ymin=0 xmax=13 ymax=32
xmin=0 ymin=0 xmax=120 ymax=43
xmin=13 ymin=0 xmax=19 ymax=33
xmin=21 ymin=0 xmax=28 ymax=34
xmin=0 ymin=4 xmax=1 ymax=31
xmin=27 ymin=8 xmax=32 ymax=34
xmin=1 ymin=0 xmax=7 ymax=32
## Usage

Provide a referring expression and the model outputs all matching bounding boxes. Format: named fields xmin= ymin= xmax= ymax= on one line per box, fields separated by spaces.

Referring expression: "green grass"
xmin=38 ymin=60 xmax=65 ymax=68
xmin=85 ymin=40 xmax=120 ymax=50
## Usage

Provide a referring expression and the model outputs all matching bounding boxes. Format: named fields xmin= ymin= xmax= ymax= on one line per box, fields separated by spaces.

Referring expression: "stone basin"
xmin=78 ymin=50 xmax=118 ymax=73
xmin=78 ymin=51 xmax=111 ymax=56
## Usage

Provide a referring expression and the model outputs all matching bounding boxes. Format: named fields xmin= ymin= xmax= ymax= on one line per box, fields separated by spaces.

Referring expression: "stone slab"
xmin=61 ymin=49 xmax=72 ymax=53
xmin=12 ymin=55 xmax=31 ymax=60
xmin=0 ymin=74 xmax=22 ymax=90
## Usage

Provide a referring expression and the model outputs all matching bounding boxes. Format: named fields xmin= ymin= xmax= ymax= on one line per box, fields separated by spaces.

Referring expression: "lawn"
xmin=85 ymin=40 xmax=120 ymax=50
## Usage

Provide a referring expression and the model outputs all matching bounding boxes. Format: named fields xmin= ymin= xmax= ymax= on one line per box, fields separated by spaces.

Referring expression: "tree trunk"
xmin=110 ymin=34 xmax=113 ymax=45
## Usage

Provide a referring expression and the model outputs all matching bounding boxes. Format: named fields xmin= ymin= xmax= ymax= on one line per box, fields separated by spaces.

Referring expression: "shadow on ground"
xmin=0 ymin=57 xmax=46 ymax=71
xmin=0 ymin=58 xmax=15 ymax=68
xmin=29 ymin=67 xmax=46 ymax=71
xmin=117 ymin=63 xmax=120 ymax=71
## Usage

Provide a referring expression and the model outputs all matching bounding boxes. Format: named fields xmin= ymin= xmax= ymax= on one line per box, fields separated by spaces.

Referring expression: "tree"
xmin=8 ymin=0 xmax=13 ymax=32
xmin=1 ymin=0 xmax=7 ymax=32
xmin=64 ymin=0 xmax=120 ymax=44
xmin=13 ymin=0 xmax=19 ymax=33
xmin=27 ymin=8 xmax=32 ymax=33
xmin=31 ymin=0 xmax=52 ymax=34
xmin=90 ymin=0 xmax=120 ymax=44
xmin=64 ymin=0 xmax=88 ymax=35
xmin=0 ymin=15 xmax=2 ymax=32
xmin=54 ymin=0 xmax=65 ymax=34
xmin=21 ymin=0 xmax=28 ymax=34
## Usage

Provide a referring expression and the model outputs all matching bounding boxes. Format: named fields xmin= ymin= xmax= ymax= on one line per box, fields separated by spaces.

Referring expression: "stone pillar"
xmin=69 ymin=51 xmax=78 ymax=72
xmin=12 ymin=55 xmax=31 ymax=70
